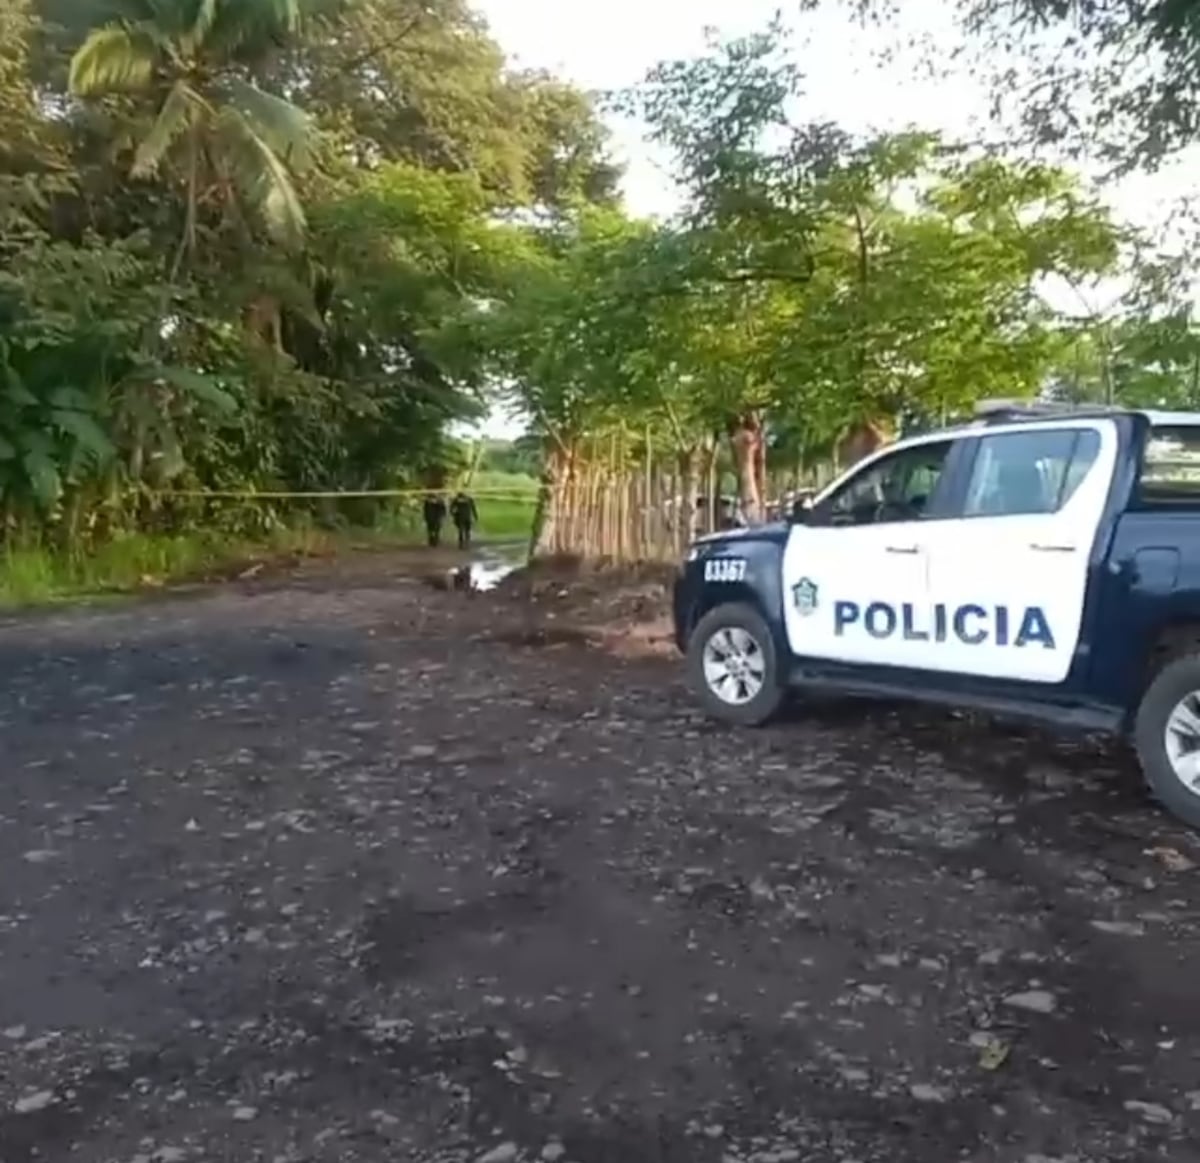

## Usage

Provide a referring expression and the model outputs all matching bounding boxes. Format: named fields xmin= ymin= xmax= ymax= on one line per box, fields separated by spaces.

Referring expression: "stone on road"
xmin=1002 ymin=990 xmax=1058 ymax=1015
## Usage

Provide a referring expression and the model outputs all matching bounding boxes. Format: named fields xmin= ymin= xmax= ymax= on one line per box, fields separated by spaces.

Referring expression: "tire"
xmin=1134 ymin=653 xmax=1200 ymax=829
xmin=686 ymin=602 xmax=785 ymax=727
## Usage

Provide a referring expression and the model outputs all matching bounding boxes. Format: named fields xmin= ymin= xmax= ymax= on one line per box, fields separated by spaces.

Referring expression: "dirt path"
xmin=1 ymin=554 xmax=1199 ymax=1163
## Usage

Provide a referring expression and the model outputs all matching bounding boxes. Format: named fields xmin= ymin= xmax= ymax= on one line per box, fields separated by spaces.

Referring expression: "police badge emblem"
xmin=792 ymin=577 xmax=818 ymax=616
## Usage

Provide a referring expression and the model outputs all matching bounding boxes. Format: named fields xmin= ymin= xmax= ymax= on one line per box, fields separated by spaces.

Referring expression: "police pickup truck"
xmin=672 ymin=401 xmax=1200 ymax=829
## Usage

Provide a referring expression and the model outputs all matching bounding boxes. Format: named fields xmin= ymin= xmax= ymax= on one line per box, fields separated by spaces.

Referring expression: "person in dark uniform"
xmin=422 ymin=493 xmax=447 ymax=546
xmin=450 ymin=491 xmax=479 ymax=549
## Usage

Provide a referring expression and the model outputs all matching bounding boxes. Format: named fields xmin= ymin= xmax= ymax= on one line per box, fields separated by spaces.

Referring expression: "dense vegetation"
xmin=1 ymin=0 xmax=614 ymax=551
xmin=906 ymin=0 xmax=1200 ymax=174
xmin=2 ymin=0 xmax=1199 ymax=583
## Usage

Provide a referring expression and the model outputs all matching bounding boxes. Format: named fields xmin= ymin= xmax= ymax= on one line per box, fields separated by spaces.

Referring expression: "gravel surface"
xmin=2 ymin=555 xmax=1200 ymax=1163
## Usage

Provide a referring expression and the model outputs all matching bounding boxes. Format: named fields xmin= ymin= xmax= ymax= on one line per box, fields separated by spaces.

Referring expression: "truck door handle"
xmin=885 ymin=544 xmax=920 ymax=555
xmin=1030 ymin=543 xmax=1076 ymax=553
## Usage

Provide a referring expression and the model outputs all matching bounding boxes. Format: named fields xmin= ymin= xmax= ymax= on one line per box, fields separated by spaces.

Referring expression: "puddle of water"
xmin=467 ymin=559 xmax=516 ymax=591
xmin=445 ymin=545 xmax=525 ymax=592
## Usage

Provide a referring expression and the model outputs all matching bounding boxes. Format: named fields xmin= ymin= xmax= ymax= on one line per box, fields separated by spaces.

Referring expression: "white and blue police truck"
xmin=671 ymin=401 xmax=1200 ymax=829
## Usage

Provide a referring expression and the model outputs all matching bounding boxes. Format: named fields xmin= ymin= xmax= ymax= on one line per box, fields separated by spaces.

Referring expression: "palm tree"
xmin=68 ymin=0 xmax=318 ymax=273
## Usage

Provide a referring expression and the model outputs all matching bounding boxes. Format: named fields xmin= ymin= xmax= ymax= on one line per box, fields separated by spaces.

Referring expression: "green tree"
xmin=838 ymin=0 xmax=1200 ymax=173
xmin=261 ymin=0 xmax=620 ymax=209
xmin=621 ymin=26 xmax=1123 ymax=517
xmin=1 ymin=0 xmax=65 ymax=235
xmin=66 ymin=0 xmax=318 ymax=268
xmin=477 ymin=23 xmax=1130 ymax=536
xmin=1050 ymin=315 xmax=1200 ymax=409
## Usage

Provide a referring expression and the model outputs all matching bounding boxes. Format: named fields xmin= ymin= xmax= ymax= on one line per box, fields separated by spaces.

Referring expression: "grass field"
xmin=0 ymin=527 xmax=327 ymax=608
xmin=372 ymin=472 xmax=538 ymax=542
xmin=476 ymin=496 xmax=537 ymax=539
xmin=465 ymin=470 xmax=539 ymax=539
xmin=468 ymin=469 xmax=539 ymax=495
xmin=0 ymin=475 xmax=541 ymax=608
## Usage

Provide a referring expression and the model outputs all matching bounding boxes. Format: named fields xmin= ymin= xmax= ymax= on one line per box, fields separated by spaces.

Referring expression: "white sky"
xmin=466 ymin=0 xmax=1199 ymax=439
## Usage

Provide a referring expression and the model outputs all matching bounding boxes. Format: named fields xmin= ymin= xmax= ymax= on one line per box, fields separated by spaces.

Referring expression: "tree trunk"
xmin=583 ymin=463 xmax=600 ymax=556
xmin=642 ymin=427 xmax=653 ymax=559
xmin=727 ymin=411 xmax=765 ymax=524
xmin=650 ymin=463 xmax=667 ymax=559
xmin=168 ymin=129 xmax=200 ymax=287
xmin=531 ymin=441 xmax=565 ymax=559
xmin=699 ymin=439 xmax=717 ymax=535
xmin=836 ymin=417 xmax=894 ymax=469
xmin=677 ymin=446 xmax=699 ymax=550
xmin=754 ymin=428 xmax=767 ymax=518
xmin=244 ymin=294 xmax=284 ymax=352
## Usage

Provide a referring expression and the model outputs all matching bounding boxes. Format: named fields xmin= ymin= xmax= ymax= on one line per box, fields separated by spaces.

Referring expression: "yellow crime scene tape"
xmin=157 ymin=488 xmax=540 ymax=500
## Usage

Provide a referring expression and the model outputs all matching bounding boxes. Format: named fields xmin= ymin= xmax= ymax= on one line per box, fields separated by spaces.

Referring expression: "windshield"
xmin=1141 ymin=424 xmax=1200 ymax=502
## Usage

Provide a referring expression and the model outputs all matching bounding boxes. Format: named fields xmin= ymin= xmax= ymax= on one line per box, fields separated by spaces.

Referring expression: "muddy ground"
xmin=2 ymin=550 xmax=1200 ymax=1163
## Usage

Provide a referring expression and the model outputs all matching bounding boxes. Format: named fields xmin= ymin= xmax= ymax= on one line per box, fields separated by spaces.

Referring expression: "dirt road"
xmin=2 ymin=555 xmax=1199 ymax=1163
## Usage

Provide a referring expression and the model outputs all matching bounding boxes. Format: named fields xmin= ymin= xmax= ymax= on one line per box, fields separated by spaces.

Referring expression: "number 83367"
xmin=704 ymin=557 xmax=746 ymax=583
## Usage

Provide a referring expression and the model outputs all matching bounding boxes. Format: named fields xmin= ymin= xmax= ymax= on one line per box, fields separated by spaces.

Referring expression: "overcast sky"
xmin=466 ymin=0 xmax=1198 ymax=438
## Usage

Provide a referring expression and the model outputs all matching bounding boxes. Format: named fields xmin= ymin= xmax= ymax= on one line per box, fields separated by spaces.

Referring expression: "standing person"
xmin=450 ymin=490 xmax=479 ymax=549
xmin=422 ymin=493 xmax=447 ymax=547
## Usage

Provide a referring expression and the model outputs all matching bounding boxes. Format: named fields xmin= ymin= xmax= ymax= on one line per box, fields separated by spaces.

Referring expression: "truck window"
xmin=822 ymin=440 xmax=952 ymax=526
xmin=1140 ymin=425 xmax=1200 ymax=504
xmin=962 ymin=428 xmax=1101 ymax=517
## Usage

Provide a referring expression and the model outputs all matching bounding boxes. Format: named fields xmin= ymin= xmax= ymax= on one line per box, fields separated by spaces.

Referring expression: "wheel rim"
xmin=1164 ymin=691 xmax=1200 ymax=794
xmin=701 ymin=626 xmax=766 ymax=706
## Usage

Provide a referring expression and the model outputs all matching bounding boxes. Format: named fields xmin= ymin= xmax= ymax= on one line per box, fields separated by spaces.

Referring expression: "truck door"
xmin=920 ymin=420 xmax=1115 ymax=684
xmin=781 ymin=438 xmax=955 ymax=668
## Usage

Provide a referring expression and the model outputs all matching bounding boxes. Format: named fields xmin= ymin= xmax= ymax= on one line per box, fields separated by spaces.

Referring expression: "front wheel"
xmin=1134 ymin=654 xmax=1200 ymax=829
xmin=686 ymin=602 xmax=785 ymax=727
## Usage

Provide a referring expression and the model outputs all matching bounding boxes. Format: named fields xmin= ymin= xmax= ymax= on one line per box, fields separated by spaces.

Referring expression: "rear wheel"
xmin=686 ymin=602 xmax=785 ymax=726
xmin=1134 ymin=653 xmax=1200 ymax=829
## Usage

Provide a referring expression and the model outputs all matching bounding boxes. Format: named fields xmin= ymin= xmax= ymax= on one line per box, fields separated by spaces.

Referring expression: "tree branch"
xmin=628 ymin=258 xmax=818 ymax=305
xmin=324 ymin=15 xmax=424 ymax=83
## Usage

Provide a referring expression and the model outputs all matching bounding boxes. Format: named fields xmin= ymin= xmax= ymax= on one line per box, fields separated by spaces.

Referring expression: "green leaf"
xmin=3 ymin=376 xmax=37 ymax=408
xmin=48 ymin=387 xmax=94 ymax=410
xmin=182 ymin=0 xmax=220 ymax=53
xmin=133 ymin=81 xmax=205 ymax=177
xmin=0 ymin=433 xmax=15 ymax=461
xmin=21 ymin=448 xmax=61 ymax=506
xmin=221 ymin=77 xmax=314 ymax=170
xmin=213 ymin=107 xmax=307 ymax=248
xmin=205 ymin=0 xmax=306 ymax=57
xmin=68 ymin=25 xmax=160 ymax=97
xmin=51 ymin=410 xmax=117 ymax=463
xmin=18 ymin=429 xmax=54 ymax=457
xmin=155 ymin=366 xmax=239 ymax=414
